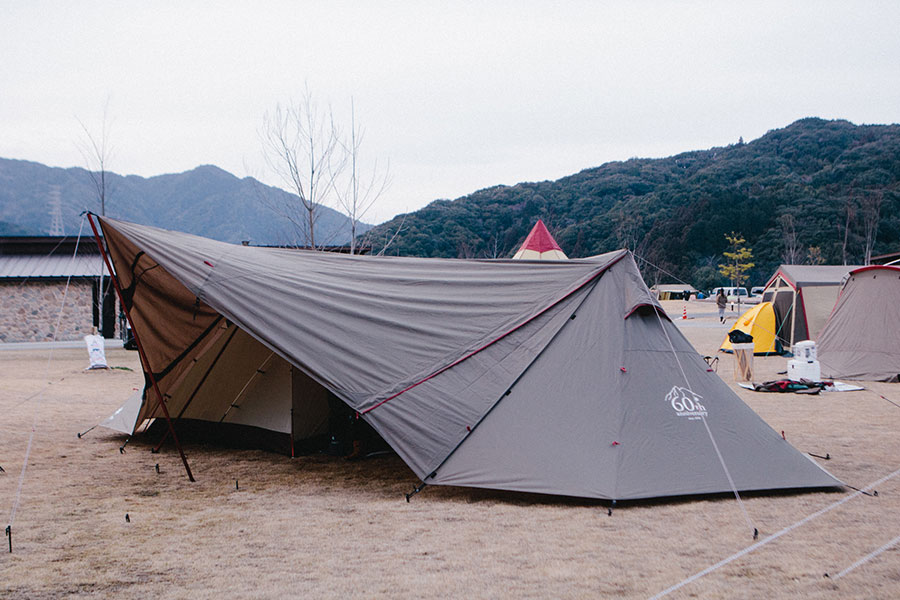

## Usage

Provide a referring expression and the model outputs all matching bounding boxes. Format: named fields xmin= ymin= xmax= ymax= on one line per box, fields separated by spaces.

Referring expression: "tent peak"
xmin=513 ymin=220 xmax=568 ymax=260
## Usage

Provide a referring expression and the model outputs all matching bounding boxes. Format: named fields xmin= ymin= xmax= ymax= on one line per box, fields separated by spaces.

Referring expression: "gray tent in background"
xmin=761 ymin=265 xmax=862 ymax=347
xmin=98 ymin=217 xmax=840 ymax=501
xmin=819 ymin=265 xmax=900 ymax=382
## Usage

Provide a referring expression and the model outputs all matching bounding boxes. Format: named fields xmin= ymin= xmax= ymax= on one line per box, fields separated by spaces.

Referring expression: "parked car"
xmin=750 ymin=286 xmax=765 ymax=297
xmin=712 ymin=287 xmax=749 ymax=302
xmin=711 ymin=287 xmax=757 ymax=305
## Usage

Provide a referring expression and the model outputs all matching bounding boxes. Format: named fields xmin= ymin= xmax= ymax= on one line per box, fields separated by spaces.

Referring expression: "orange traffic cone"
xmin=682 ymin=305 xmax=687 ymax=319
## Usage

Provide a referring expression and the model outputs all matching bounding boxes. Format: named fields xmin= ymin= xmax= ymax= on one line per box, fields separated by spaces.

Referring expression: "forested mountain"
xmin=366 ymin=118 xmax=900 ymax=289
xmin=0 ymin=160 xmax=369 ymax=246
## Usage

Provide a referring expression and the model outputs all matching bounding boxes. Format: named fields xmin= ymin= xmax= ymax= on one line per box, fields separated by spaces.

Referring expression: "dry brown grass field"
xmin=2 ymin=299 xmax=899 ymax=598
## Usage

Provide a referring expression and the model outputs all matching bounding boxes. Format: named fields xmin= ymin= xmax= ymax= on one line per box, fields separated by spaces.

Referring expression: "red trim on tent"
xmin=764 ymin=269 xmax=798 ymax=291
xmin=361 ymin=251 xmax=627 ymax=415
xmin=849 ymin=265 xmax=900 ymax=276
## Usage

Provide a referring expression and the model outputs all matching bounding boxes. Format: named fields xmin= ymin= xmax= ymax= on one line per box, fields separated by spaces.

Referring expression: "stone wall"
xmin=0 ymin=280 xmax=97 ymax=342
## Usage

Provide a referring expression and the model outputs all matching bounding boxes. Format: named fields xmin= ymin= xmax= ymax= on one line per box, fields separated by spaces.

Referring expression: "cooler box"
xmin=732 ymin=343 xmax=754 ymax=382
xmin=788 ymin=359 xmax=821 ymax=382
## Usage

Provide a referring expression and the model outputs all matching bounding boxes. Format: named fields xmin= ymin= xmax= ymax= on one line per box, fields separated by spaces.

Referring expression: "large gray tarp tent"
xmin=98 ymin=217 xmax=840 ymax=500
xmin=818 ymin=265 xmax=900 ymax=382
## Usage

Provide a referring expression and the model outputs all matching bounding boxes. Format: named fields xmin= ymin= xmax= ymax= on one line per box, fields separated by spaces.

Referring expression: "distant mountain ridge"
xmin=0 ymin=159 xmax=370 ymax=245
xmin=365 ymin=118 xmax=900 ymax=289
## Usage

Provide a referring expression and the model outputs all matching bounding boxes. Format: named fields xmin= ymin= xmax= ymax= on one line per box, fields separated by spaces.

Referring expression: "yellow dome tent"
xmin=720 ymin=302 xmax=784 ymax=355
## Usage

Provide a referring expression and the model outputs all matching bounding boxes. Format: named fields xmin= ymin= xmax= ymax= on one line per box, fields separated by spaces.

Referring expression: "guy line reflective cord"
xmin=649 ymin=303 xmax=755 ymax=537
xmin=649 ymin=463 xmax=900 ymax=599
xmin=6 ymin=215 xmax=85 ymax=550
xmin=830 ymin=532 xmax=900 ymax=580
xmin=633 ymin=253 xmax=695 ymax=292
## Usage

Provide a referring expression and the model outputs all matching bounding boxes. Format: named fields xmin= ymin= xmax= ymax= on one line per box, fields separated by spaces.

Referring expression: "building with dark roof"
xmin=0 ymin=236 xmax=117 ymax=342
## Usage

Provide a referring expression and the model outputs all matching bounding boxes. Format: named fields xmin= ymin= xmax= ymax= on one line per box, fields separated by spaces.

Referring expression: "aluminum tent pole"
xmin=87 ymin=213 xmax=195 ymax=482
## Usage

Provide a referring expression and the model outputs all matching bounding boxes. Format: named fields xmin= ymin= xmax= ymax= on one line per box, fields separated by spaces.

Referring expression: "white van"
xmin=712 ymin=287 xmax=750 ymax=303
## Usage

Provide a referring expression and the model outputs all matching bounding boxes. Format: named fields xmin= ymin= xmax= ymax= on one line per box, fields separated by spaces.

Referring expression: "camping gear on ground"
xmin=95 ymin=216 xmax=841 ymax=501
xmin=84 ymin=332 xmax=108 ymax=369
xmin=761 ymin=264 xmax=862 ymax=348
xmin=100 ymin=387 xmax=144 ymax=434
xmin=788 ymin=340 xmax=821 ymax=382
xmin=739 ymin=381 xmax=864 ymax=393
xmin=511 ymin=219 xmax=568 ymax=260
xmin=818 ymin=265 xmax=900 ymax=382
xmin=720 ymin=302 xmax=783 ymax=355
xmin=749 ymin=379 xmax=826 ymax=394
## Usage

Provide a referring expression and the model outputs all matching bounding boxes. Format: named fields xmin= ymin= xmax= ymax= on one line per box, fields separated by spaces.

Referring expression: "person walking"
xmin=716 ymin=289 xmax=727 ymax=323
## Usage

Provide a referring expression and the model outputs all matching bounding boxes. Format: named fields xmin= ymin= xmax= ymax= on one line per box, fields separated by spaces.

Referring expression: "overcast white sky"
xmin=3 ymin=1 xmax=900 ymax=223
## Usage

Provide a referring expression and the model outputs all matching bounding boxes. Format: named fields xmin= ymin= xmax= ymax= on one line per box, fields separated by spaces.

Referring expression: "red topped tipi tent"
xmin=512 ymin=220 xmax=568 ymax=260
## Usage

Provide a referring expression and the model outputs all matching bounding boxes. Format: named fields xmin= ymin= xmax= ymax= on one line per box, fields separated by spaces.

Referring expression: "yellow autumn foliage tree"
xmin=718 ymin=232 xmax=754 ymax=286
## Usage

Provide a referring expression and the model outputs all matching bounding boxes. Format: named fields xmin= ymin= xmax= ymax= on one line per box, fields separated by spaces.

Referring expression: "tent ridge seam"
xmin=360 ymin=251 xmax=627 ymax=415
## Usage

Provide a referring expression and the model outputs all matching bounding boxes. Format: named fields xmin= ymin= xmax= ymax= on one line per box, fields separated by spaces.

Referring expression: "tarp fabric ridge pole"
xmin=87 ymin=213 xmax=196 ymax=482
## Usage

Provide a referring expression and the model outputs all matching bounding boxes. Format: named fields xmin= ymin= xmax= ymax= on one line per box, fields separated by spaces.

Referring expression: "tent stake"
xmin=406 ymin=481 xmax=427 ymax=502
xmin=5 ymin=525 xmax=10 ymax=553
xmin=77 ymin=424 xmax=98 ymax=438
xmin=87 ymin=213 xmax=195 ymax=482
xmin=808 ymin=452 xmax=830 ymax=460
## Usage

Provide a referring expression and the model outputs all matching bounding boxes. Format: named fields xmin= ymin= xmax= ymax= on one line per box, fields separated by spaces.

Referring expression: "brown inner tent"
xmin=104 ymin=223 xmax=337 ymax=454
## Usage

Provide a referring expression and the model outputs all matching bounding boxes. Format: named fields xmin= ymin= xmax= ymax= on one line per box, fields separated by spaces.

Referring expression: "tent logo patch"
xmin=665 ymin=386 xmax=707 ymax=420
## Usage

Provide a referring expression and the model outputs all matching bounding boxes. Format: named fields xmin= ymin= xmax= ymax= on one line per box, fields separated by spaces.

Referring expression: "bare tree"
xmin=483 ymin=234 xmax=505 ymax=259
xmin=261 ymin=88 xmax=341 ymax=248
xmin=331 ymin=98 xmax=390 ymax=254
xmin=374 ymin=213 xmax=409 ymax=256
xmin=76 ymin=98 xmax=114 ymax=337
xmin=76 ymin=98 xmax=113 ymax=216
xmin=778 ymin=213 xmax=801 ymax=264
xmin=861 ymin=191 xmax=883 ymax=265
xmin=839 ymin=195 xmax=856 ymax=265
xmin=614 ymin=204 xmax=648 ymax=256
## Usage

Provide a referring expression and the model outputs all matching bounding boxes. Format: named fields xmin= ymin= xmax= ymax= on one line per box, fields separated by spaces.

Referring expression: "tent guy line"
xmin=829 ymin=532 xmax=900 ymax=580
xmin=649 ymin=463 xmax=900 ymax=599
xmin=651 ymin=299 xmax=756 ymax=537
xmin=6 ymin=217 xmax=86 ymax=552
